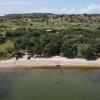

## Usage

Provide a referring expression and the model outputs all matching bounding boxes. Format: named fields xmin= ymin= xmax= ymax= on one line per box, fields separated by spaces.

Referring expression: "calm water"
xmin=0 ymin=68 xmax=100 ymax=100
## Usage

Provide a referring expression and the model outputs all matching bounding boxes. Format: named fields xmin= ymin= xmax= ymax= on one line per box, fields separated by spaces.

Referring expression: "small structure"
xmin=46 ymin=29 xmax=52 ymax=32
xmin=55 ymin=60 xmax=61 ymax=68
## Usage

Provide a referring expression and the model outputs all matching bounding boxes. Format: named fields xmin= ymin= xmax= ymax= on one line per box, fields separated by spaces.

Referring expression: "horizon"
xmin=0 ymin=0 xmax=100 ymax=15
xmin=1 ymin=12 xmax=100 ymax=16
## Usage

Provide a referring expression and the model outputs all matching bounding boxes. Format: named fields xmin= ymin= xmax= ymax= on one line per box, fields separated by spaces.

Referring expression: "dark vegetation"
xmin=0 ymin=13 xmax=100 ymax=60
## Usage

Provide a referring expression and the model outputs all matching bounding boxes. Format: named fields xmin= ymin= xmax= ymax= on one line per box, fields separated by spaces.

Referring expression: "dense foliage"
xmin=0 ymin=27 xmax=99 ymax=60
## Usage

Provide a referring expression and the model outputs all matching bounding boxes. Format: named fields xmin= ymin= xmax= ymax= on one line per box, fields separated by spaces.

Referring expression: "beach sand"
xmin=0 ymin=56 xmax=100 ymax=69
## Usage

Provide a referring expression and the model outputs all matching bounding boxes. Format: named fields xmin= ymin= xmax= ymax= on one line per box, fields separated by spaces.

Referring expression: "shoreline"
xmin=0 ymin=56 xmax=100 ymax=69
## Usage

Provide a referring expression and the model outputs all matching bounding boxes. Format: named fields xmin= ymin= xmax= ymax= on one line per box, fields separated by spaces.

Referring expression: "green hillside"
xmin=0 ymin=13 xmax=100 ymax=60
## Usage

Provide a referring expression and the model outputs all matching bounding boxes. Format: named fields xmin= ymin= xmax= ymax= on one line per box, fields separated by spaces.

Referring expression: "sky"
xmin=0 ymin=0 xmax=100 ymax=15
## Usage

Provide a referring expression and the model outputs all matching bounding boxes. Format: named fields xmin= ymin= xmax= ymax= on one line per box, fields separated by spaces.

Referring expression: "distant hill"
xmin=0 ymin=13 xmax=100 ymax=23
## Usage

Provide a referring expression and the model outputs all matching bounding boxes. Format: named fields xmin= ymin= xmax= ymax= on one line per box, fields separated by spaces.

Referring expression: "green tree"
xmin=61 ymin=41 xmax=77 ymax=58
xmin=78 ymin=44 xmax=96 ymax=60
xmin=44 ymin=42 xmax=60 ymax=56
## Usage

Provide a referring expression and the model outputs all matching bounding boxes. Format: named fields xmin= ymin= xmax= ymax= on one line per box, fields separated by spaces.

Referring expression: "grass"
xmin=0 ymin=40 xmax=14 ymax=60
xmin=0 ymin=18 xmax=100 ymax=35
xmin=0 ymin=40 xmax=14 ymax=52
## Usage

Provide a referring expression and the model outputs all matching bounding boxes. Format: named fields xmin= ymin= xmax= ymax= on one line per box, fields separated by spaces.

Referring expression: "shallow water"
xmin=0 ymin=68 xmax=100 ymax=100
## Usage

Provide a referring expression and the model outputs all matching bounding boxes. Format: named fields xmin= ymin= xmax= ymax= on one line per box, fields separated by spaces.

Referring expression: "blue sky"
xmin=0 ymin=0 xmax=100 ymax=15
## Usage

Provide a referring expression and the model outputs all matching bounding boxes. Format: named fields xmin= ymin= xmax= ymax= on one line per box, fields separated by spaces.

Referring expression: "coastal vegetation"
xmin=0 ymin=13 xmax=100 ymax=60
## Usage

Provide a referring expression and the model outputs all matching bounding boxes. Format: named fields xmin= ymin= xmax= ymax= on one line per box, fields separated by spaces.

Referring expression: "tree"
xmin=39 ymin=34 xmax=50 ymax=54
xmin=0 ymin=35 xmax=5 ymax=44
xmin=61 ymin=41 xmax=77 ymax=58
xmin=95 ymin=38 xmax=100 ymax=57
xmin=78 ymin=44 xmax=96 ymax=60
xmin=44 ymin=42 xmax=60 ymax=56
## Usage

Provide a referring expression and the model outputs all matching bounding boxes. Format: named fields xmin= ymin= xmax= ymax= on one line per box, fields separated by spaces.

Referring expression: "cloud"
xmin=33 ymin=8 xmax=76 ymax=14
xmin=79 ymin=4 xmax=100 ymax=14
xmin=0 ymin=3 xmax=100 ymax=15
xmin=32 ymin=4 xmax=100 ymax=14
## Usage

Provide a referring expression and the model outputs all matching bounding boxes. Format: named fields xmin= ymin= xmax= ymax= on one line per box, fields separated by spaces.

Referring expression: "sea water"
xmin=0 ymin=68 xmax=100 ymax=100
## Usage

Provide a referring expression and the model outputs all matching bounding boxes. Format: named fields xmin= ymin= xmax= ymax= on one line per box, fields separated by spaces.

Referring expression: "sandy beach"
xmin=0 ymin=56 xmax=100 ymax=69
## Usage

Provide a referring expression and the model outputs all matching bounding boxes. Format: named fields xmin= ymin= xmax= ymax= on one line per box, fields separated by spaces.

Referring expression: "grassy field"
xmin=0 ymin=14 xmax=100 ymax=35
